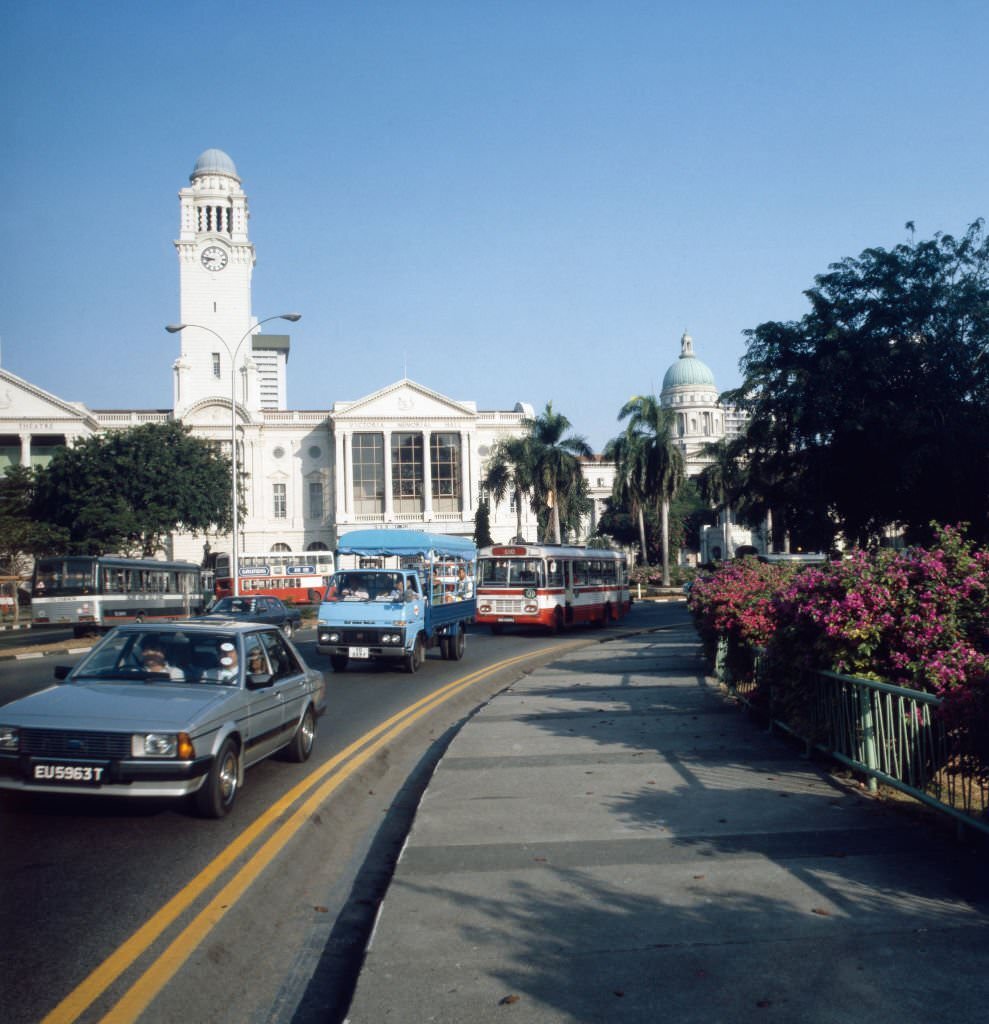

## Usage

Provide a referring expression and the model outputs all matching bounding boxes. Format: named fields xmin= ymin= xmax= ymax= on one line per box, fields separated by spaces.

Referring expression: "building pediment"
xmin=0 ymin=369 xmax=99 ymax=429
xmin=332 ymin=379 xmax=477 ymax=425
xmin=179 ymin=397 xmax=255 ymax=428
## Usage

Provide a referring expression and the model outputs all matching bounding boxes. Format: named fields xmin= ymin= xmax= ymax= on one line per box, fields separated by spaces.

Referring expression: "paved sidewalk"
xmin=345 ymin=606 xmax=989 ymax=1023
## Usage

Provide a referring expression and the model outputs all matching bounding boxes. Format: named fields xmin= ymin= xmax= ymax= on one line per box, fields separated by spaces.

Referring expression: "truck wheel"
xmin=449 ymin=626 xmax=465 ymax=661
xmin=195 ymin=739 xmax=240 ymax=818
xmin=330 ymin=654 xmax=349 ymax=672
xmin=440 ymin=636 xmax=451 ymax=660
xmin=405 ymin=633 xmax=424 ymax=673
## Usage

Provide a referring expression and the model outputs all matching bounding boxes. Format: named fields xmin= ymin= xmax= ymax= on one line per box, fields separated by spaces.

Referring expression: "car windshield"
xmin=71 ymin=629 xmax=242 ymax=686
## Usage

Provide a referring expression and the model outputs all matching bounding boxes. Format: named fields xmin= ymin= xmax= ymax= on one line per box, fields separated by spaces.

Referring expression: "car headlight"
xmin=131 ymin=732 xmax=194 ymax=759
xmin=0 ymin=726 xmax=19 ymax=752
xmin=524 ymin=603 xmax=538 ymax=613
xmin=478 ymin=603 xmax=491 ymax=614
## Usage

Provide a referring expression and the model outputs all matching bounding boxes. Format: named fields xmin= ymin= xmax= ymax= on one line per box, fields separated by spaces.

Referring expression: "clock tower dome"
xmin=173 ymin=149 xmax=257 ymax=416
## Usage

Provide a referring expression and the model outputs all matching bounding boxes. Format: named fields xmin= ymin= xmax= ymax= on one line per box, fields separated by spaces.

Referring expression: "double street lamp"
xmin=165 ymin=313 xmax=302 ymax=596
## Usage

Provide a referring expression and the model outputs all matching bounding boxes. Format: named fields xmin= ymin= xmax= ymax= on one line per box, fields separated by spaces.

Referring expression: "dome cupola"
xmin=190 ymin=148 xmax=240 ymax=182
xmin=662 ymin=332 xmax=717 ymax=390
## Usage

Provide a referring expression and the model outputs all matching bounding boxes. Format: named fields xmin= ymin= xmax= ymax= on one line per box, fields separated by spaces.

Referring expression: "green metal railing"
xmin=715 ymin=636 xmax=989 ymax=838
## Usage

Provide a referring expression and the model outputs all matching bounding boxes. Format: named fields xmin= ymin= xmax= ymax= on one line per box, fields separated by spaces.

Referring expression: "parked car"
xmin=0 ymin=622 xmax=326 ymax=817
xmin=197 ymin=595 xmax=302 ymax=638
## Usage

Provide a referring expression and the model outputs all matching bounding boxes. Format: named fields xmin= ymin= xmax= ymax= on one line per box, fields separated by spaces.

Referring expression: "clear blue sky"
xmin=2 ymin=1 xmax=987 ymax=451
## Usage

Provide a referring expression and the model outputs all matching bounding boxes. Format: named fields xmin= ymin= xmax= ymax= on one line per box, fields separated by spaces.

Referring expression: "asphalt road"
xmin=0 ymin=613 xmax=667 ymax=1024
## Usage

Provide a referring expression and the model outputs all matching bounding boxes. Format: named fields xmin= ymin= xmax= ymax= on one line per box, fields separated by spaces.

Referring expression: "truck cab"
xmin=316 ymin=530 xmax=476 ymax=673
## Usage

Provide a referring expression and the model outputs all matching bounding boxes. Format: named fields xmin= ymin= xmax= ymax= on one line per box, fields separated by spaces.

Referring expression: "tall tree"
xmin=697 ymin=438 xmax=743 ymax=559
xmin=616 ymin=395 xmax=684 ymax=585
xmin=32 ymin=422 xmax=233 ymax=556
xmin=725 ymin=220 xmax=989 ymax=546
xmin=526 ymin=402 xmax=593 ymax=544
xmin=482 ymin=435 xmax=536 ymax=542
xmin=603 ymin=427 xmax=650 ymax=563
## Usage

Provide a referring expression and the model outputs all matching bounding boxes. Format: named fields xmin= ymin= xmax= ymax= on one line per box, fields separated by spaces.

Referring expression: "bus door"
xmin=563 ymin=560 xmax=575 ymax=624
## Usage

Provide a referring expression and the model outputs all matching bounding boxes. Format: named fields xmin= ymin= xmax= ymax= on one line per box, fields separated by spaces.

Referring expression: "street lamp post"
xmin=165 ymin=313 xmax=301 ymax=596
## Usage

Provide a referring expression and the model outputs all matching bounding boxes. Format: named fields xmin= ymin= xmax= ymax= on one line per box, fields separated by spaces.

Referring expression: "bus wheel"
xmin=330 ymin=655 xmax=349 ymax=672
xmin=552 ymin=608 xmax=564 ymax=634
xmin=405 ymin=634 xmax=425 ymax=673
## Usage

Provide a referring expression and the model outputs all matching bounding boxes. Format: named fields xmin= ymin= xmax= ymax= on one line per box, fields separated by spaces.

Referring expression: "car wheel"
xmin=330 ymin=654 xmax=349 ymax=672
xmin=282 ymin=620 xmax=294 ymax=639
xmin=405 ymin=633 xmax=424 ymax=673
xmin=285 ymin=705 xmax=316 ymax=762
xmin=195 ymin=739 xmax=240 ymax=818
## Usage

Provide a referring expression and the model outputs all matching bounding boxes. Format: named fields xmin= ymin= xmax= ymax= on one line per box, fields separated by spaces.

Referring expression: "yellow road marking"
xmin=41 ymin=640 xmax=585 ymax=1024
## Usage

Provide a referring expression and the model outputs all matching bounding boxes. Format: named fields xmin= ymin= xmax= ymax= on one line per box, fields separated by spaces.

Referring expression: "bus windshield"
xmin=478 ymin=558 xmax=545 ymax=588
xmin=33 ymin=558 xmax=97 ymax=597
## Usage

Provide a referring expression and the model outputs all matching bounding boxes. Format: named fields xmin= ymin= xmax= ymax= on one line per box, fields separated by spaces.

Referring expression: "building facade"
xmin=1 ymin=147 xmax=754 ymax=568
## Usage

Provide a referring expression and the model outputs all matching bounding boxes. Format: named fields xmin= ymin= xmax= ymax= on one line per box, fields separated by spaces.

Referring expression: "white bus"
xmin=31 ymin=556 xmax=205 ymax=635
xmin=475 ymin=544 xmax=630 ymax=633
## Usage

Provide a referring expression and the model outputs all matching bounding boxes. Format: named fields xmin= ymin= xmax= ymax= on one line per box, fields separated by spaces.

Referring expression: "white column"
xmin=460 ymin=430 xmax=471 ymax=518
xmin=332 ymin=429 xmax=345 ymax=521
xmin=422 ymin=430 xmax=433 ymax=519
xmin=19 ymin=434 xmax=31 ymax=466
xmin=383 ymin=432 xmax=394 ymax=519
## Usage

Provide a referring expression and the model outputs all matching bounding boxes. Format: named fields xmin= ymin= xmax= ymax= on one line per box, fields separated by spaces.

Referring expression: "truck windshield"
xmin=324 ymin=572 xmax=408 ymax=602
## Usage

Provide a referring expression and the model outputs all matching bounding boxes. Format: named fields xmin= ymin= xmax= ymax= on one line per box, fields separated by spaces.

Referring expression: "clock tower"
xmin=173 ymin=149 xmax=258 ymax=416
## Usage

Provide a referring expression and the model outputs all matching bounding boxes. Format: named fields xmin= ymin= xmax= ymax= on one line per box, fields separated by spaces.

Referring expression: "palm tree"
xmin=603 ymin=427 xmax=649 ymax=564
xmin=482 ymin=435 xmax=536 ymax=542
xmin=697 ymin=438 xmax=741 ymax=559
xmin=617 ymin=395 xmax=684 ymax=586
xmin=526 ymin=402 xmax=593 ymax=544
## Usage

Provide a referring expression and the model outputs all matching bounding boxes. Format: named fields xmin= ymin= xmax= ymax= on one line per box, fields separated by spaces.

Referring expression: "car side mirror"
xmin=246 ymin=671 xmax=273 ymax=690
xmin=54 ymin=665 xmax=71 ymax=681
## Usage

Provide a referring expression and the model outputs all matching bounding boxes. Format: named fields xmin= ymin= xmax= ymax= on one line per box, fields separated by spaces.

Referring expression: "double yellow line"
xmin=43 ymin=642 xmax=582 ymax=1024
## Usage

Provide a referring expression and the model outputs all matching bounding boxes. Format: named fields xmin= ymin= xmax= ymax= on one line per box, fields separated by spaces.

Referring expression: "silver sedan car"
xmin=0 ymin=622 xmax=327 ymax=817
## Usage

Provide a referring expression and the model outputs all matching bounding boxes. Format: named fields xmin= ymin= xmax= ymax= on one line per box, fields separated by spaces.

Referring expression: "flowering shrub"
xmin=688 ymin=526 xmax=989 ymax=775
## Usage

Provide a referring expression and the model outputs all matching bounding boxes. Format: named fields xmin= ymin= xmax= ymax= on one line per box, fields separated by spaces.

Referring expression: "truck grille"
xmin=20 ymin=729 xmax=131 ymax=759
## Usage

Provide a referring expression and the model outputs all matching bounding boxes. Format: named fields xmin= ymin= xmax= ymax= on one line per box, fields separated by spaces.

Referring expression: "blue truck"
xmin=316 ymin=530 xmax=477 ymax=673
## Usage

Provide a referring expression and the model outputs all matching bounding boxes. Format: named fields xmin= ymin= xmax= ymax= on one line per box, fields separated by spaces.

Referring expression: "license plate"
xmin=497 ymin=617 xmax=515 ymax=623
xmin=30 ymin=761 xmax=106 ymax=786
xmin=349 ymin=646 xmax=370 ymax=659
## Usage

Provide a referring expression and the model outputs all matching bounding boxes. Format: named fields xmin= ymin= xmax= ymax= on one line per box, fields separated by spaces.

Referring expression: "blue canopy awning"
xmin=336 ymin=529 xmax=476 ymax=559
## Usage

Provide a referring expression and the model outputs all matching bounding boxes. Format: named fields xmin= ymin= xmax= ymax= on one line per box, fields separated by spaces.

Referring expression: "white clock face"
xmin=201 ymin=246 xmax=228 ymax=272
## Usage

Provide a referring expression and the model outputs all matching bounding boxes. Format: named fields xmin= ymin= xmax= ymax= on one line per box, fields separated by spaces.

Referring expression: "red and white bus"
xmin=475 ymin=544 xmax=630 ymax=633
xmin=214 ymin=551 xmax=335 ymax=603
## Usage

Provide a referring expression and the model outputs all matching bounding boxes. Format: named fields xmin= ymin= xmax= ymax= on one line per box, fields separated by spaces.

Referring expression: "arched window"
xmin=271 ymin=542 xmax=291 ymax=552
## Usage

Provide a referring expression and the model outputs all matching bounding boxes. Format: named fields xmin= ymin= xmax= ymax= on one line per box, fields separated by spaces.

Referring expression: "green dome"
xmin=662 ymin=333 xmax=716 ymax=390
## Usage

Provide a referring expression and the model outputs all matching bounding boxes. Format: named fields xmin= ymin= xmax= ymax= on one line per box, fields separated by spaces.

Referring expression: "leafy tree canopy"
xmin=0 ymin=465 xmax=68 ymax=574
xmin=32 ymin=422 xmax=233 ymax=556
xmin=725 ymin=221 xmax=989 ymax=546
